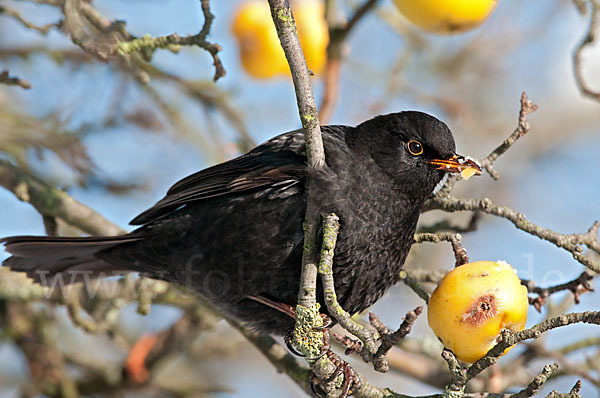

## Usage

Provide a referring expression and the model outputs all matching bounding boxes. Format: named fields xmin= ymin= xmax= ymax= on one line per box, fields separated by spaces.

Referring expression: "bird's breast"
xmin=312 ymin=168 xmax=422 ymax=314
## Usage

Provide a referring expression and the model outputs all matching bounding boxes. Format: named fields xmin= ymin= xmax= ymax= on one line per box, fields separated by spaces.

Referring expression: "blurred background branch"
xmin=0 ymin=69 xmax=31 ymax=89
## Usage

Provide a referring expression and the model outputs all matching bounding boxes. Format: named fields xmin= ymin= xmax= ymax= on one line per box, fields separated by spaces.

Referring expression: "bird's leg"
xmin=247 ymin=294 xmax=331 ymax=356
xmin=247 ymin=295 xmax=360 ymax=396
xmin=246 ymin=294 xmax=297 ymax=318
xmin=247 ymin=295 xmax=307 ymax=357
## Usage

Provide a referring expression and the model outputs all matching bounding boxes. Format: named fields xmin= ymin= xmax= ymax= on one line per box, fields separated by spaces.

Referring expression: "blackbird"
xmin=1 ymin=111 xmax=479 ymax=335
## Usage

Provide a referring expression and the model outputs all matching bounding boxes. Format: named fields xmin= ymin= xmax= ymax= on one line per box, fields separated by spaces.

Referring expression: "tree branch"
xmin=426 ymin=92 xmax=537 ymax=199
xmin=0 ymin=159 xmax=124 ymax=236
xmin=522 ymin=270 xmax=596 ymax=311
xmin=0 ymin=5 xmax=56 ymax=35
xmin=480 ymin=92 xmax=538 ymax=180
xmin=267 ymin=0 xmax=325 ymax=348
xmin=509 ymin=363 xmax=559 ymax=398
xmin=115 ymin=0 xmax=225 ymax=81
xmin=398 ymin=270 xmax=432 ymax=304
xmin=319 ymin=0 xmax=380 ymax=123
xmin=414 ymin=232 xmax=470 ymax=267
xmin=428 ymin=195 xmax=600 ymax=273
xmin=318 ymin=214 xmax=381 ymax=359
xmin=0 ymin=70 xmax=32 ymax=89
xmin=263 ymin=2 xmax=354 ymax=394
xmin=19 ymin=0 xmax=223 ymax=83
xmin=452 ymin=311 xmax=600 ymax=392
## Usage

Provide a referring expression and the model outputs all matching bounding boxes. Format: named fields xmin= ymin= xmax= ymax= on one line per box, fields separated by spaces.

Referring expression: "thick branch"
xmin=268 ymin=0 xmax=324 ymax=169
xmin=267 ymin=0 xmax=324 ymax=312
xmin=265 ymin=3 xmax=343 ymax=394
xmin=227 ymin=320 xmax=313 ymax=395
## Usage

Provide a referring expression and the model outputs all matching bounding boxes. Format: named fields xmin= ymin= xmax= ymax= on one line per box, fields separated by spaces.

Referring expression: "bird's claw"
xmin=285 ymin=313 xmax=333 ymax=358
xmin=284 ymin=332 xmax=306 ymax=357
xmin=285 ymin=339 xmax=329 ymax=361
xmin=311 ymin=350 xmax=362 ymax=398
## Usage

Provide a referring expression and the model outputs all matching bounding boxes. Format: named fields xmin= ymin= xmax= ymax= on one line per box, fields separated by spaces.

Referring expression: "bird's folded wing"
xmin=130 ymin=149 xmax=307 ymax=225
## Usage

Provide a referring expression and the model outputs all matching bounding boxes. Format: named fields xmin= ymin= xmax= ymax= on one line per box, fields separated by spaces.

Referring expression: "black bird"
xmin=1 ymin=112 xmax=479 ymax=335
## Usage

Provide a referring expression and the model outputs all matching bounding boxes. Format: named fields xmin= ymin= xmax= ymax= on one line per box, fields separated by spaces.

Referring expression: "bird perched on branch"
xmin=2 ymin=112 xmax=479 ymax=335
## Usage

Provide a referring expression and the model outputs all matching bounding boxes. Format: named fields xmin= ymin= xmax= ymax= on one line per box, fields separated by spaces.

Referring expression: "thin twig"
xmin=522 ymin=270 xmax=596 ymax=312
xmin=333 ymin=308 xmax=422 ymax=374
xmin=480 ymin=92 xmax=538 ymax=179
xmin=115 ymin=0 xmax=225 ymax=81
xmin=559 ymin=336 xmax=600 ymax=354
xmin=509 ymin=363 xmax=559 ymax=398
xmin=0 ymin=70 xmax=32 ymax=89
xmin=0 ymin=5 xmax=56 ymax=34
xmin=414 ymin=232 xmax=470 ymax=267
xmin=417 ymin=212 xmax=481 ymax=234
xmin=443 ymin=312 xmax=600 ymax=394
xmin=427 ymin=92 xmax=537 ymax=198
xmin=319 ymin=0 xmax=379 ymax=123
xmin=398 ymin=270 xmax=431 ymax=303
xmin=426 ymin=94 xmax=600 ymax=273
xmin=524 ymin=342 xmax=600 ymax=387
xmin=429 ymin=195 xmax=600 ymax=273
xmin=371 ymin=308 xmax=422 ymax=372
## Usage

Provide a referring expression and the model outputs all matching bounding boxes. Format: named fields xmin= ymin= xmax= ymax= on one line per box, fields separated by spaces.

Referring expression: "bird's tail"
xmin=1 ymin=235 xmax=141 ymax=286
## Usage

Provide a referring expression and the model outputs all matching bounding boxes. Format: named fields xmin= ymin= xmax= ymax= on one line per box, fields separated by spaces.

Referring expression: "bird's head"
xmin=353 ymin=111 xmax=481 ymax=199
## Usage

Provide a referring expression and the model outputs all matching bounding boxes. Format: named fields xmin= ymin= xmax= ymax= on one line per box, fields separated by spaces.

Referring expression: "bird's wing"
xmin=130 ymin=133 xmax=307 ymax=226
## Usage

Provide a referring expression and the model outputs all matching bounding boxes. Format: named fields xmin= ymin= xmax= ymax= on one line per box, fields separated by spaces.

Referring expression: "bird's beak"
xmin=428 ymin=154 xmax=482 ymax=179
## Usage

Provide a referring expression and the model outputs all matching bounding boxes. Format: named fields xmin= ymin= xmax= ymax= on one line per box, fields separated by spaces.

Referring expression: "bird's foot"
xmin=310 ymin=349 xmax=361 ymax=398
xmin=284 ymin=313 xmax=333 ymax=358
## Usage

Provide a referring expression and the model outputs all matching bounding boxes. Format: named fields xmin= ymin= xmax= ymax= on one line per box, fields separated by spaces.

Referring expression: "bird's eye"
xmin=407 ymin=140 xmax=424 ymax=156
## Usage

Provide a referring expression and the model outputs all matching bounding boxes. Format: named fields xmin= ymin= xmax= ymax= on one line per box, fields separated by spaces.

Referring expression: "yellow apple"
xmin=427 ymin=260 xmax=528 ymax=363
xmin=393 ymin=0 xmax=498 ymax=34
xmin=231 ymin=0 xmax=328 ymax=79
